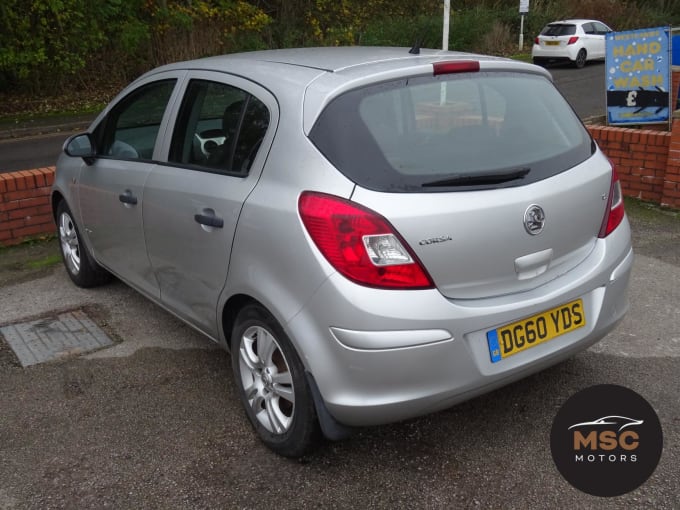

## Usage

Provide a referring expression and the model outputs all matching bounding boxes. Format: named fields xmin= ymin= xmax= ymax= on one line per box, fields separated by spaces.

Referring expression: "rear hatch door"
xmin=309 ymin=64 xmax=609 ymax=299
xmin=351 ymin=154 xmax=611 ymax=299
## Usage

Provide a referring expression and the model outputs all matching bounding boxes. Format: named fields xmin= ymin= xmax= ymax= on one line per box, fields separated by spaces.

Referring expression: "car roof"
xmin=156 ymin=46 xmax=510 ymax=72
xmin=547 ymin=19 xmax=603 ymax=25
xmin=143 ymin=46 xmax=551 ymax=132
xmin=148 ymin=46 xmax=545 ymax=85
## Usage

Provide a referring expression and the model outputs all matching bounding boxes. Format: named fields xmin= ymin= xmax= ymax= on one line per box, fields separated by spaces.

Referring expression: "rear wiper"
xmin=422 ymin=167 xmax=531 ymax=188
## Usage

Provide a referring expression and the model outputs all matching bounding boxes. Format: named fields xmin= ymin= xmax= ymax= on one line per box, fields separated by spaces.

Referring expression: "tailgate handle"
xmin=515 ymin=248 xmax=553 ymax=280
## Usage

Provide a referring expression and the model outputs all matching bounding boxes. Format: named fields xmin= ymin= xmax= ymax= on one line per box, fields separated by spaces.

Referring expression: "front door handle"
xmin=119 ymin=190 xmax=138 ymax=205
xmin=194 ymin=211 xmax=224 ymax=229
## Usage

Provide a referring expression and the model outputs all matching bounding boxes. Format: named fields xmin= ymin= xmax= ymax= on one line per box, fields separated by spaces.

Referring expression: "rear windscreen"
xmin=309 ymin=71 xmax=593 ymax=192
xmin=541 ymin=24 xmax=577 ymax=36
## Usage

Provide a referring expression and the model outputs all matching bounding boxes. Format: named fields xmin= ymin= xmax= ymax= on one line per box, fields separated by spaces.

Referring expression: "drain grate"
xmin=0 ymin=310 xmax=114 ymax=367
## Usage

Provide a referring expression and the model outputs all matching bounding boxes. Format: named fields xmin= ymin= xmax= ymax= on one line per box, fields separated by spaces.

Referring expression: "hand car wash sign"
xmin=606 ymin=27 xmax=671 ymax=125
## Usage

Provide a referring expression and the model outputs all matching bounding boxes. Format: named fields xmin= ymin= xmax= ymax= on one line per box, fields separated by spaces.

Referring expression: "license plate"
xmin=486 ymin=299 xmax=585 ymax=363
xmin=545 ymin=41 xmax=560 ymax=46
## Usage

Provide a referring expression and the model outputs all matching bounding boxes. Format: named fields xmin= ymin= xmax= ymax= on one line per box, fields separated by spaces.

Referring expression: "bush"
xmin=0 ymin=0 xmax=678 ymax=97
xmin=0 ymin=0 xmax=271 ymax=95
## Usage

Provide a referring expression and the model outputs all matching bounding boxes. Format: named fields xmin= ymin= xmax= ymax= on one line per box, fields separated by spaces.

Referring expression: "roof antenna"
xmin=409 ymin=25 xmax=431 ymax=55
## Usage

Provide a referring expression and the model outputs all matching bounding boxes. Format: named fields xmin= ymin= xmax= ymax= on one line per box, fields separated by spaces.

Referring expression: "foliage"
xmin=147 ymin=0 xmax=271 ymax=64
xmin=0 ymin=0 xmax=678 ymax=99
xmin=0 ymin=0 xmax=271 ymax=95
xmin=0 ymin=0 xmax=104 ymax=91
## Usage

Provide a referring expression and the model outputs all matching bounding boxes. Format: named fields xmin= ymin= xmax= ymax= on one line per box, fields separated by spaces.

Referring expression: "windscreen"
xmin=309 ymin=71 xmax=593 ymax=192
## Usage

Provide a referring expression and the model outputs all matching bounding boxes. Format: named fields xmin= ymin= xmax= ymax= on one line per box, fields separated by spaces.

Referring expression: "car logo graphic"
xmin=524 ymin=204 xmax=545 ymax=235
xmin=567 ymin=415 xmax=644 ymax=432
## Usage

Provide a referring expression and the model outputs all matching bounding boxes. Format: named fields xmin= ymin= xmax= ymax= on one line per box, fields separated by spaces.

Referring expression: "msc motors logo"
xmin=550 ymin=385 xmax=663 ymax=497
xmin=569 ymin=415 xmax=642 ymax=463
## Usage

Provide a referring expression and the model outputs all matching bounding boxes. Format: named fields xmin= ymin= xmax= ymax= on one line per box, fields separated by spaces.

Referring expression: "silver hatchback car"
xmin=53 ymin=47 xmax=633 ymax=456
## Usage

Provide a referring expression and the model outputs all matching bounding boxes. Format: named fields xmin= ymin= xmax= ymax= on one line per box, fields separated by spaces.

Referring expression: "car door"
xmin=592 ymin=22 xmax=611 ymax=58
xmin=78 ymin=73 xmax=182 ymax=298
xmin=581 ymin=23 xmax=602 ymax=59
xmin=143 ymin=72 xmax=276 ymax=338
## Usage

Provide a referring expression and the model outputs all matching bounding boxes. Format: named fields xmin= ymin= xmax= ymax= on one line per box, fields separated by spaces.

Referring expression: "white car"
xmin=532 ymin=19 xmax=612 ymax=68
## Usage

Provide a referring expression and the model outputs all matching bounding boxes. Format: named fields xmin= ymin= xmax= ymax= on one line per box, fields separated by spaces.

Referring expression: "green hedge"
xmin=0 ymin=0 xmax=677 ymax=95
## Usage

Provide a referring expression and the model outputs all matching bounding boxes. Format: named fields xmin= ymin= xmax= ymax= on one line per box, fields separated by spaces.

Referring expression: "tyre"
xmin=56 ymin=201 xmax=111 ymax=287
xmin=574 ymin=49 xmax=587 ymax=69
xmin=231 ymin=303 xmax=320 ymax=457
xmin=532 ymin=57 xmax=545 ymax=67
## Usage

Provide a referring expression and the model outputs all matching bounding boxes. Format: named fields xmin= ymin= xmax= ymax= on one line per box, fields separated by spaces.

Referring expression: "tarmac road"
xmin=0 ymin=115 xmax=93 ymax=174
xmin=550 ymin=61 xmax=606 ymax=120
xmin=0 ymin=202 xmax=678 ymax=508
xmin=0 ymin=132 xmax=70 ymax=174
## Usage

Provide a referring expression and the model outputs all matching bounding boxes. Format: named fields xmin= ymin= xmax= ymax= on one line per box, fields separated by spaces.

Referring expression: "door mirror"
xmin=64 ymin=133 xmax=96 ymax=164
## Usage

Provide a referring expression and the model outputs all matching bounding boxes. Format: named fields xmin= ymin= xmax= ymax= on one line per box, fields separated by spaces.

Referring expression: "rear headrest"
xmin=222 ymin=100 xmax=245 ymax=135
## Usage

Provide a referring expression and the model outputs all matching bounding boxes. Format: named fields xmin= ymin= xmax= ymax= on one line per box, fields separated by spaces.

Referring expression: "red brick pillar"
xmin=661 ymin=112 xmax=680 ymax=209
xmin=672 ymin=66 xmax=680 ymax=112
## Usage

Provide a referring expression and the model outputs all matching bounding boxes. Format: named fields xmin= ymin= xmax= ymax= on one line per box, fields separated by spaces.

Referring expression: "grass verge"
xmin=0 ymin=237 xmax=61 ymax=287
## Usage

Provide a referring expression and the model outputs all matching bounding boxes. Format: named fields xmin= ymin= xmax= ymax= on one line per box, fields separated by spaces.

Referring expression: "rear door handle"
xmin=119 ymin=190 xmax=138 ymax=205
xmin=194 ymin=212 xmax=224 ymax=229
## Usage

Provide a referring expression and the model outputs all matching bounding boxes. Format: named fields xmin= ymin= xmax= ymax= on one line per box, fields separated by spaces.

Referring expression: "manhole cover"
xmin=0 ymin=310 xmax=114 ymax=367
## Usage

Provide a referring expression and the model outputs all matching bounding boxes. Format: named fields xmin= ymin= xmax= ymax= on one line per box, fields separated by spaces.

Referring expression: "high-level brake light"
xmin=433 ymin=61 xmax=480 ymax=75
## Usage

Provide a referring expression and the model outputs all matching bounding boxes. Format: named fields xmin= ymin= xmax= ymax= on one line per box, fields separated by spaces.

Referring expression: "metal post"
xmin=441 ymin=0 xmax=451 ymax=105
xmin=443 ymin=0 xmax=450 ymax=51
xmin=669 ymin=26 xmax=673 ymax=132
xmin=519 ymin=0 xmax=530 ymax=51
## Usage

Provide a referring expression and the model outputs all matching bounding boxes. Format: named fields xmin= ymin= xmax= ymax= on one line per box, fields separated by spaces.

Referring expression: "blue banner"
xmin=606 ymin=27 xmax=671 ymax=125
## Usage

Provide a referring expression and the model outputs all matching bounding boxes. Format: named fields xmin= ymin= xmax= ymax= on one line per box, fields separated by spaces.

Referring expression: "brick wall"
xmin=587 ymin=125 xmax=671 ymax=203
xmin=587 ymin=113 xmax=680 ymax=209
xmin=0 ymin=167 xmax=55 ymax=246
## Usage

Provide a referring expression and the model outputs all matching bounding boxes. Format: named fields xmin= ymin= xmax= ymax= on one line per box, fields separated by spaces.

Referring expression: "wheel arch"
xmin=220 ymin=293 xmax=262 ymax=350
xmin=574 ymin=48 xmax=587 ymax=68
xmin=224 ymin=295 xmax=352 ymax=446
xmin=51 ymin=190 xmax=65 ymax=222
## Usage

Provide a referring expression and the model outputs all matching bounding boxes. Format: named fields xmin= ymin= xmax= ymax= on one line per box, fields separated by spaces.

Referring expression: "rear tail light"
xmin=598 ymin=166 xmax=625 ymax=238
xmin=567 ymin=36 xmax=579 ymax=45
xmin=298 ymin=192 xmax=434 ymax=289
xmin=534 ymin=36 xmax=540 ymax=44
xmin=433 ymin=61 xmax=480 ymax=75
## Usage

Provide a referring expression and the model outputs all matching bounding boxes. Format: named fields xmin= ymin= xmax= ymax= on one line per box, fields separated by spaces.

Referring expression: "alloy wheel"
xmin=59 ymin=211 xmax=81 ymax=275
xmin=238 ymin=325 xmax=295 ymax=434
xmin=575 ymin=49 xmax=587 ymax=68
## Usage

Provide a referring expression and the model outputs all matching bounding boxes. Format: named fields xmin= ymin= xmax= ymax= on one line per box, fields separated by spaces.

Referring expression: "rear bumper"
xmin=286 ymin=221 xmax=633 ymax=427
xmin=532 ymin=44 xmax=579 ymax=62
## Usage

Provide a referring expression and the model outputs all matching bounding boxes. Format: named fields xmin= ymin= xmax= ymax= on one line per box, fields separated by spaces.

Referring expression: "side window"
xmin=169 ymin=79 xmax=270 ymax=175
xmin=594 ymin=22 xmax=610 ymax=35
xmin=96 ymin=80 xmax=176 ymax=160
xmin=582 ymin=23 xmax=595 ymax=35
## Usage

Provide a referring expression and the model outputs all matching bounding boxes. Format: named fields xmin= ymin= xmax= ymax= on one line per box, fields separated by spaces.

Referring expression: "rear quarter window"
xmin=309 ymin=71 xmax=593 ymax=192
